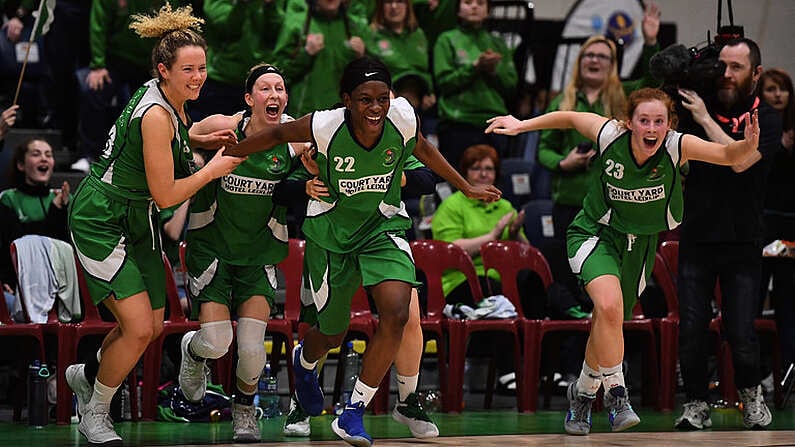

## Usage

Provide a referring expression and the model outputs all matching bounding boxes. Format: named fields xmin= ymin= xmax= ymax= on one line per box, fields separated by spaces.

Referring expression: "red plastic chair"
xmin=411 ymin=240 xmax=525 ymax=413
xmin=652 ymin=251 xmax=680 ymax=411
xmin=0 ymin=253 xmax=47 ymax=422
xmin=480 ymin=240 xmax=551 ymax=413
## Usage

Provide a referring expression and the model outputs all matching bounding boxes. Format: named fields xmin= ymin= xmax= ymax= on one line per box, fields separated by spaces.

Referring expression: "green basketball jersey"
xmin=582 ymin=120 xmax=684 ymax=235
xmin=187 ymin=114 xmax=297 ymax=265
xmin=302 ymin=97 xmax=417 ymax=252
xmin=89 ymin=79 xmax=195 ymax=200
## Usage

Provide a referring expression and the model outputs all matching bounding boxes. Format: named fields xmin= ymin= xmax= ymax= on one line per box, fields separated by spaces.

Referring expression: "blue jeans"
xmin=677 ymin=241 xmax=763 ymax=401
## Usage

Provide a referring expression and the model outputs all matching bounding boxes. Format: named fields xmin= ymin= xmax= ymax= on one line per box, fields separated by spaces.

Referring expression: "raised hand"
xmin=52 ymin=181 xmax=71 ymax=209
xmin=642 ymin=1 xmax=661 ymax=45
xmin=743 ymin=108 xmax=760 ymax=149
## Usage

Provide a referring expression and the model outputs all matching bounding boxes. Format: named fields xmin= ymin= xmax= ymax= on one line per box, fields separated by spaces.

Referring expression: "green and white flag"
xmin=30 ymin=0 xmax=55 ymax=42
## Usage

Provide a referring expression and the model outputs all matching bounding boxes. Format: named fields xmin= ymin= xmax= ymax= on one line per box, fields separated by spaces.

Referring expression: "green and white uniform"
xmin=303 ymin=97 xmax=418 ymax=335
xmin=69 ymin=79 xmax=196 ymax=307
xmin=567 ymin=120 xmax=683 ymax=318
xmin=185 ymin=113 xmax=297 ymax=314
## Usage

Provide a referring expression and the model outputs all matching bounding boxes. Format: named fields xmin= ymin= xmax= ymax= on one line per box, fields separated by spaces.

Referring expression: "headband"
xmin=245 ymin=65 xmax=284 ymax=93
xmin=340 ymin=66 xmax=392 ymax=96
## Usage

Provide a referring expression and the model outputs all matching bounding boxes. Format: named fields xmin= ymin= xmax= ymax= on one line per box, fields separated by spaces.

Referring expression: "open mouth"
xmin=642 ymin=136 xmax=658 ymax=150
xmin=365 ymin=115 xmax=382 ymax=126
xmin=36 ymin=165 xmax=50 ymax=173
xmin=266 ymin=104 xmax=280 ymax=118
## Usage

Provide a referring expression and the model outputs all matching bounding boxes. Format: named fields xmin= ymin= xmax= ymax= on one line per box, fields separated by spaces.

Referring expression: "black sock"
xmin=235 ymin=391 xmax=255 ymax=406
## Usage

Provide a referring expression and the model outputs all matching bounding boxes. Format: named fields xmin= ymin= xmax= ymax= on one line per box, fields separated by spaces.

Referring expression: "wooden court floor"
xmin=2 ymin=406 xmax=794 ymax=446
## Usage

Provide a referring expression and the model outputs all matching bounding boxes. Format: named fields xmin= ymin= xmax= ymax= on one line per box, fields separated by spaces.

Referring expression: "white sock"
xmin=576 ymin=361 xmax=602 ymax=397
xmin=600 ymin=362 xmax=625 ymax=391
xmin=396 ymin=374 xmax=418 ymax=402
xmin=300 ymin=350 xmax=317 ymax=371
xmin=89 ymin=379 xmax=119 ymax=409
xmin=350 ymin=379 xmax=378 ymax=407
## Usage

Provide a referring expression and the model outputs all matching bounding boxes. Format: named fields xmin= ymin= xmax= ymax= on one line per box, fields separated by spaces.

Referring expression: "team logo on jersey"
xmin=383 ymin=148 xmax=397 ymax=167
xmin=647 ymin=167 xmax=664 ymax=181
xmin=607 ymin=183 xmax=665 ymax=203
xmin=268 ymin=155 xmax=285 ymax=174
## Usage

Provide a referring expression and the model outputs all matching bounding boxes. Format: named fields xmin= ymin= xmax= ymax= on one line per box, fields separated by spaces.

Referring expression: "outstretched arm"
xmin=682 ymin=109 xmax=759 ymax=166
xmin=189 ymin=114 xmax=239 ymax=149
xmin=485 ymin=111 xmax=608 ymax=142
xmin=224 ymin=115 xmax=313 ymax=157
xmin=412 ymin=132 xmax=501 ymax=202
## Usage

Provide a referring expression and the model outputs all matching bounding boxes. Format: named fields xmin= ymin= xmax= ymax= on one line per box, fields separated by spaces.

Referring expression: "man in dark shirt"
xmin=674 ymin=38 xmax=782 ymax=431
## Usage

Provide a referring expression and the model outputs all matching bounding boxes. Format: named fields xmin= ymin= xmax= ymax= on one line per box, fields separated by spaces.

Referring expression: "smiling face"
xmin=246 ymin=73 xmax=288 ymax=125
xmin=578 ymin=41 xmax=613 ymax=88
xmin=17 ymin=139 xmax=54 ymax=186
xmin=343 ymin=80 xmax=391 ymax=139
xmin=627 ymin=99 xmax=670 ymax=159
xmin=158 ymin=45 xmax=207 ymax=102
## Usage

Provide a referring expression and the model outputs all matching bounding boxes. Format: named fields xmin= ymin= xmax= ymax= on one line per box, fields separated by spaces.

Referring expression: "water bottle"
xmin=28 ymin=361 xmax=49 ymax=427
xmin=335 ymin=342 xmax=360 ymax=415
xmin=258 ymin=362 xmax=280 ymax=418
xmin=120 ymin=382 xmax=131 ymax=421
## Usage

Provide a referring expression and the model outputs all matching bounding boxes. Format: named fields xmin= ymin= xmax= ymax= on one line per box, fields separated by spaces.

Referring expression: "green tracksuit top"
xmin=365 ymin=25 xmax=431 ymax=90
xmin=272 ymin=10 xmax=368 ymax=117
xmin=186 ymin=115 xmax=296 ymax=266
xmin=203 ymin=0 xmax=284 ymax=87
xmin=89 ymin=79 xmax=195 ymax=200
xmin=583 ymin=120 xmax=684 ymax=235
xmin=89 ymin=0 xmax=187 ymax=70
xmin=433 ymin=24 xmax=517 ymax=129
xmin=302 ymin=97 xmax=416 ymax=252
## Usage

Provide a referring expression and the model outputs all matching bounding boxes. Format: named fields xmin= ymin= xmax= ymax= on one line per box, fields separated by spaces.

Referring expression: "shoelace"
xmin=570 ymin=396 xmax=592 ymax=421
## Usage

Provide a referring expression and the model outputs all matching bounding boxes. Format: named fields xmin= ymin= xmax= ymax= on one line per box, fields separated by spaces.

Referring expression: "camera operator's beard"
xmin=716 ymin=75 xmax=753 ymax=109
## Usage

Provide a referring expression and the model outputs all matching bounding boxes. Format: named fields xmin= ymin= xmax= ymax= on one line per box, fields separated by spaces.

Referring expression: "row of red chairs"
xmin=2 ymin=237 xmax=782 ymax=423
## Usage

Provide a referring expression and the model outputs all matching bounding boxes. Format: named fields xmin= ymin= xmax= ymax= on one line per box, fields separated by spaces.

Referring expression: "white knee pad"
xmin=190 ymin=320 xmax=234 ymax=360
xmin=236 ymin=317 xmax=268 ymax=386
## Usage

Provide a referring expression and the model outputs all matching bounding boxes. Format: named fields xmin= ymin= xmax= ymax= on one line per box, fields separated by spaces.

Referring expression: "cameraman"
xmin=674 ymin=37 xmax=782 ymax=431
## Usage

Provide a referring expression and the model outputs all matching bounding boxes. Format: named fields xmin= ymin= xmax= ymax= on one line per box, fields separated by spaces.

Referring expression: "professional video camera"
xmin=648 ymin=0 xmax=743 ymax=130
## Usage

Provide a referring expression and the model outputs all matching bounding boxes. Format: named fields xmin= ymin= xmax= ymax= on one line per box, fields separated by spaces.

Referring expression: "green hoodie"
xmin=365 ymin=25 xmax=431 ymax=93
xmin=89 ymin=0 xmax=186 ymax=71
xmin=203 ymin=0 xmax=284 ymax=87
xmin=272 ymin=8 xmax=368 ymax=117
xmin=537 ymin=43 xmax=661 ymax=207
xmin=433 ymin=24 xmax=517 ymax=129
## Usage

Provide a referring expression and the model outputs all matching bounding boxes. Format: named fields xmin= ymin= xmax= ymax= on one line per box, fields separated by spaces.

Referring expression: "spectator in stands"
xmin=412 ymin=0 xmax=457 ymax=47
xmin=674 ymin=38 xmax=780 ymax=431
xmin=366 ymin=0 xmax=435 ymax=114
xmin=535 ymin=1 xmax=661 ymax=389
xmin=431 ymin=143 xmax=526 ymax=392
xmin=0 ymin=137 xmax=70 ymax=314
xmin=72 ymin=0 xmax=190 ymax=173
xmin=0 ymin=1 xmax=52 ymax=128
xmin=756 ymin=68 xmax=795 ymax=372
xmin=188 ymin=0 xmax=285 ymax=121
xmin=272 ymin=0 xmax=368 ymax=117
xmin=433 ymin=0 xmax=517 ymax=169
